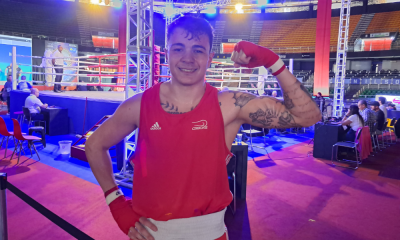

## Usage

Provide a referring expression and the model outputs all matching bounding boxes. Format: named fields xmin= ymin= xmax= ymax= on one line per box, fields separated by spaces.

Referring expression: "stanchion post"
xmin=0 ymin=173 xmax=8 ymax=240
xmin=12 ymin=47 xmax=17 ymax=90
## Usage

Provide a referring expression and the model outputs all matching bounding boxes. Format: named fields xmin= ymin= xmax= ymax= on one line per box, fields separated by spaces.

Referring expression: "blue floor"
xmin=1 ymin=114 xmax=314 ymax=198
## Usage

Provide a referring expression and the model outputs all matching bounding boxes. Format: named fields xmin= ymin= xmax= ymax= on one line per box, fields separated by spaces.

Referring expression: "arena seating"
xmin=359 ymin=89 xmax=400 ymax=97
xmin=258 ymin=15 xmax=361 ymax=51
xmin=329 ymin=69 xmax=400 ymax=79
xmin=0 ymin=1 xmax=81 ymax=39
xmin=365 ymin=11 xmax=400 ymax=33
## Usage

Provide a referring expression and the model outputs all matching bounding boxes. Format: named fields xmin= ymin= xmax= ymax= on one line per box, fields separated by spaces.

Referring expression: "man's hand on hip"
xmin=128 ymin=217 xmax=157 ymax=240
xmin=105 ymin=186 xmax=157 ymax=239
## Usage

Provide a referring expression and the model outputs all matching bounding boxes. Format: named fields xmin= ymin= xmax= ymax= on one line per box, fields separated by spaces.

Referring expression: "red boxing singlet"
xmin=130 ymin=82 xmax=233 ymax=221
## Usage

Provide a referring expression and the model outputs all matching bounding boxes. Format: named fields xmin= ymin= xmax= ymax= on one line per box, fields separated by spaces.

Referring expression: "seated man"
xmin=370 ymin=101 xmax=385 ymax=133
xmin=17 ymin=75 xmax=32 ymax=92
xmin=25 ymin=88 xmax=48 ymax=120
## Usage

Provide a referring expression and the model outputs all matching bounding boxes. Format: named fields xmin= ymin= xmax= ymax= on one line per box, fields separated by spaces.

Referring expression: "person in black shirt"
xmin=371 ymin=101 xmax=385 ymax=132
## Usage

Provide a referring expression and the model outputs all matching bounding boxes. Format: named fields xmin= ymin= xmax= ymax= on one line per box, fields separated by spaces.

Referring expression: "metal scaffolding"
xmin=333 ymin=0 xmax=351 ymax=117
xmin=115 ymin=0 xmax=154 ymax=188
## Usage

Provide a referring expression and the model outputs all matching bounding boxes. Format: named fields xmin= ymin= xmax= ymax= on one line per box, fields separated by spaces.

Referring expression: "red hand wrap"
xmin=233 ymin=41 xmax=286 ymax=76
xmin=105 ymin=186 xmax=140 ymax=235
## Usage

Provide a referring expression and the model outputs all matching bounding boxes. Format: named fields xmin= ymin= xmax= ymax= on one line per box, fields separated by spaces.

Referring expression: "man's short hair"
xmin=378 ymin=97 xmax=386 ymax=104
xmin=359 ymin=100 xmax=367 ymax=107
xmin=58 ymin=45 xmax=62 ymax=48
xmin=31 ymin=88 xmax=38 ymax=94
xmin=21 ymin=75 xmax=26 ymax=79
xmin=317 ymin=92 xmax=322 ymax=95
xmin=167 ymin=16 xmax=214 ymax=51
xmin=371 ymin=101 xmax=380 ymax=107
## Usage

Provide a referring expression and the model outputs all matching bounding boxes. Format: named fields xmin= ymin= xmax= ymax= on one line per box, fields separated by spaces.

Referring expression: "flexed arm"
xmin=228 ymin=41 xmax=321 ymax=128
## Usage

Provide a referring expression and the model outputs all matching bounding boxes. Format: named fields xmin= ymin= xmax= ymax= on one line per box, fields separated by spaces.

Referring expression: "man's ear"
xmin=208 ymin=51 xmax=215 ymax=68
xmin=165 ymin=47 xmax=169 ymax=64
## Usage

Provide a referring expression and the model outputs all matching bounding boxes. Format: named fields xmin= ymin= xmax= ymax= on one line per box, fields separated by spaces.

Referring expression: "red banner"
xmin=313 ymin=0 xmax=332 ymax=97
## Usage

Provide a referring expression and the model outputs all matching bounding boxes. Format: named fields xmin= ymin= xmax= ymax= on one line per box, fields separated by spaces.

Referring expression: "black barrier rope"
xmin=1 ymin=173 xmax=94 ymax=240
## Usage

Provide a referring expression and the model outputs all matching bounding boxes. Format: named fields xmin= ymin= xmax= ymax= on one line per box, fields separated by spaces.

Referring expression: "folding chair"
xmin=331 ymin=127 xmax=363 ymax=170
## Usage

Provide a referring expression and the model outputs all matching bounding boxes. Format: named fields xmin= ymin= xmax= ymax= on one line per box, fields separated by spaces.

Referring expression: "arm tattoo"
xmin=248 ymin=105 xmax=298 ymax=128
xmin=283 ymin=92 xmax=294 ymax=109
xmin=231 ymin=91 xmax=257 ymax=108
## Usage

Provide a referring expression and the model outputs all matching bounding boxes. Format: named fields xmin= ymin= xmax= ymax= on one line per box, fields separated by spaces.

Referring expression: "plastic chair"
xmin=0 ymin=117 xmax=17 ymax=159
xmin=11 ymin=119 xmax=41 ymax=164
xmin=331 ymin=127 xmax=363 ymax=170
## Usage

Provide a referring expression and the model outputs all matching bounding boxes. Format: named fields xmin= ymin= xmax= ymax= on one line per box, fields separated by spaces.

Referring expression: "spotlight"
xmin=257 ymin=0 xmax=268 ymax=7
xmin=235 ymin=3 xmax=243 ymax=11
xmin=203 ymin=5 xmax=217 ymax=14
xmin=165 ymin=3 xmax=175 ymax=18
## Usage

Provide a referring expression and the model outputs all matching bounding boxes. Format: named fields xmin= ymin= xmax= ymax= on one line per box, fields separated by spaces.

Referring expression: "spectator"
xmin=25 ymin=88 xmax=48 ymax=120
xmin=358 ymin=100 xmax=376 ymax=134
xmin=371 ymin=101 xmax=385 ymax=133
xmin=17 ymin=76 xmax=32 ymax=92
xmin=387 ymin=104 xmax=397 ymax=111
xmin=41 ymin=50 xmax=54 ymax=87
xmin=341 ymin=105 xmax=365 ymax=141
xmin=3 ymin=75 xmax=13 ymax=114
xmin=378 ymin=97 xmax=388 ymax=120
xmin=265 ymin=84 xmax=272 ymax=96
xmin=51 ymin=45 xmax=64 ymax=93
xmin=315 ymin=92 xmax=325 ymax=112
xmin=272 ymin=91 xmax=277 ymax=98
xmin=273 ymin=83 xmax=282 ymax=97
xmin=5 ymin=63 xmax=22 ymax=80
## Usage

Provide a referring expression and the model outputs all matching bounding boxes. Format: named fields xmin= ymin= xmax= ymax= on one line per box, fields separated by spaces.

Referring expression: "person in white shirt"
xmin=51 ymin=45 xmax=64 ymax=93
xmin=378 ymin=97 xmax=388 ymax=120
xmin=41 ymin=50 xmax=54 ymax=87
xmin=341 ymin=105 xmax=365 ymax=141
xmin=25 ymin=88 xmax=48 ymax=120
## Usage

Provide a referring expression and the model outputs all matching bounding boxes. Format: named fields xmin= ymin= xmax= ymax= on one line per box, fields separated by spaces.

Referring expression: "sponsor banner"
xmin=329 ymin=78 xmax=400 ymax=84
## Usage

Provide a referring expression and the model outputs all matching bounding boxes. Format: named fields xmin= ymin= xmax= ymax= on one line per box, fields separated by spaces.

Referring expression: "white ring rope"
xmin=16 ymin=53 xmax=125 ymax=59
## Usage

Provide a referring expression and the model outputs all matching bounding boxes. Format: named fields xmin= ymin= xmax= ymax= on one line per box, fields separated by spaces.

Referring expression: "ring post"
xmin=0 ymin=173 xmax=8 ymax=240
xmin=12 ymin=47 xmax=17 ymax=90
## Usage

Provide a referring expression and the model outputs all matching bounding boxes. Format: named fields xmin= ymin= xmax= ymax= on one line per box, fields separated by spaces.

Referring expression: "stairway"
xmin=76 ymin=10 xmax=93 ymax=47
xmin=71 ymin=115 xmax=111 ymax=161
xmin=345 ymin=85 xmax=363 ymax=99
xmin=212 ymin=21 xmax=226 ymax=54
xmin=249 ymin=21 xmax=264 ymax=45
xmin=348 ymin=13 xmax=375 ymax=47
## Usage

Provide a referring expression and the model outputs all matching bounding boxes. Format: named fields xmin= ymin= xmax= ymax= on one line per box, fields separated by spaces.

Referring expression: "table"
xmin=41 ymin=107 xmax=69 ymax=136
xmin=231 ymin=142 xmax=249 ymax=200
xmin=313 ymin=123 xmax=346 ymax=160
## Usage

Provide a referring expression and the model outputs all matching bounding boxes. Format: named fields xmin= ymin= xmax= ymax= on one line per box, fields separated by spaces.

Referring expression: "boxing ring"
xmin=9 ymin=47 xmax=289 ymax=189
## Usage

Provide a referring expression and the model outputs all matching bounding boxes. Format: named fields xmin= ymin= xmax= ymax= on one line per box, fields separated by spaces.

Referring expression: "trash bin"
xmin=59 ymin=140 xmax=72 ymax=155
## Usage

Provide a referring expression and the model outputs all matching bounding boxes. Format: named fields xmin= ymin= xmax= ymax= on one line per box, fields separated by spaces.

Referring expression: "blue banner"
xmin=329 ymin=78 xmax=400 ymax=84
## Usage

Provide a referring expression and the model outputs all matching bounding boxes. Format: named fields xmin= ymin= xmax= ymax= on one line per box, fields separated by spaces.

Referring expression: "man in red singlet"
xmin=86 ymin=16 xmax=320 ymax=240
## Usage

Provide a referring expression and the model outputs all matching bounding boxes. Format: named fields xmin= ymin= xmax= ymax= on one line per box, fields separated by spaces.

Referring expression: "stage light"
xmin=235 ymin=3 xmax=243 ymax=11
xmin=257 ymin=0 xmax=268 ymax=7
xmin=113 ymin=0 xmax=123 ymax=8
xmin=165 ymin=3 xmax=175 ymax=18
xmin=90 ymin=0 xmax=100 ymax=4
xmin=203 ymin=5 xmax=217 ymax=15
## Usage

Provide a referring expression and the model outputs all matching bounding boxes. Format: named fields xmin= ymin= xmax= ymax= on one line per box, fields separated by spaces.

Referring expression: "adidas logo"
xmin=150 ymin=122 xmax=161 ymax=130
